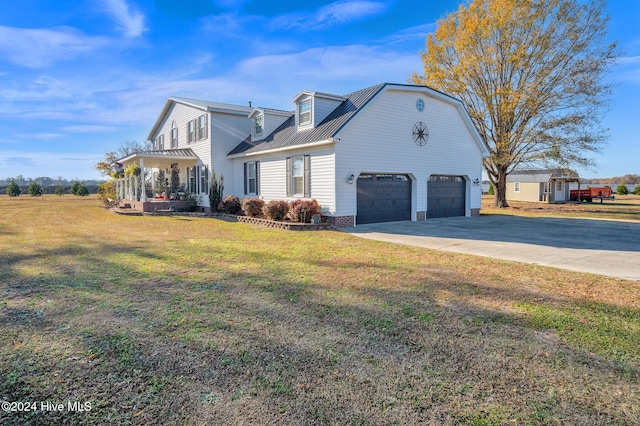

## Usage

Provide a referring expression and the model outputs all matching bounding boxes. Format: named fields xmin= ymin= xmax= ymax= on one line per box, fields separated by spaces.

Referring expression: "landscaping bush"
xmin=241 ymin=197 xmax=265 ymax=217
xmin=28 ymin=182 xmax=43 ymax=197
xmin=6 ymin=180 xmax=20 ymax=197
xmin=262 ymin=200 xmax=289 ymax=221
xmin=97 ymin=180 xmax=116 ymax=205
xmin=217 ymin=195 xmax=242 ymax=215
xmin=617 ymin=184 xmax=629 ymax=195
xmin=288 ymin=199 xmax=321 ymax=223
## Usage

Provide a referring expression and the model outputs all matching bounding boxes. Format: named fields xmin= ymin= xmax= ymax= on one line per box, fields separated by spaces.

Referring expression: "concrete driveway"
xmin=344 ymin=216 xmax=640 ymax=281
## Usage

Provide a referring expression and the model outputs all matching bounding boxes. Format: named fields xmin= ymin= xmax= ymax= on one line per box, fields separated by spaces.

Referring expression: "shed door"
xmin=357 ymin=174 xmax=411 ymax=224
xmin=427 ymin=175 xmax=466 ymax=218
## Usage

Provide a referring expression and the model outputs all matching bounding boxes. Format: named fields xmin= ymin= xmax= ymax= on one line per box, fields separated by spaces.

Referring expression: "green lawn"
xmin=1 ymin=195 xmax=639 ymax=425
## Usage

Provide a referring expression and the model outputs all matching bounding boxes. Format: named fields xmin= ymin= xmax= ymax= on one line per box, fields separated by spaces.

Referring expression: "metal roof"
xmin=228 ymin=84 xmax=385 ymax=155
xmin=507 ymin=169 xmax=579 ymax=183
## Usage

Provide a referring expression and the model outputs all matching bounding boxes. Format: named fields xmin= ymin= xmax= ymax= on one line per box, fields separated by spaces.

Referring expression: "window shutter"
xmin=303 ymin=155 xmax=310 ymax=197
xmin=256 ymin=161 xmax=260 ymax=196
xmin=286 ymin=157 xmax=292 ymax=197
xmin=243 ymin=163 xmax=248 ymax=195
xmin=204 ymin=114 xmax=208 ymax=139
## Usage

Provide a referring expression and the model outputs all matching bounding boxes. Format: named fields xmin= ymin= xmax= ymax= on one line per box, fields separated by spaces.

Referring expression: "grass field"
xmin=1 ymin=195 xmax=639 ymax=425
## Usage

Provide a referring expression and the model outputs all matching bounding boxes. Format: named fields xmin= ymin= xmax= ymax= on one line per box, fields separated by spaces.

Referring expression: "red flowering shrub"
xmin=241 ymin=197 xmax=265 ymax=217
xmin=288 ymin=199 xmax=321 ymax=223
xmin=262 ymin=200 xmax=289 ymax=221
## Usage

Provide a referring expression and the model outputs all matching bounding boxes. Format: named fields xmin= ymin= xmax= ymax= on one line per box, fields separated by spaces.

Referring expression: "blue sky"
xmin=0 ymin=0 xmax=638 ymax=180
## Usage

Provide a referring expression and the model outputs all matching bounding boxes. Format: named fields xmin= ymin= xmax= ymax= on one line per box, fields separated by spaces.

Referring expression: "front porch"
xmin=115 ymin=148 xmax=199 ymax=212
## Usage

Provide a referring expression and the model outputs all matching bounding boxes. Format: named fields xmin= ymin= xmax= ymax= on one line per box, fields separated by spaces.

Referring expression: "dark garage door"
xmin=357 ymin=174 xmax=411 ymax=224
xmin=427 ymin=175 xmax=465 ymax=218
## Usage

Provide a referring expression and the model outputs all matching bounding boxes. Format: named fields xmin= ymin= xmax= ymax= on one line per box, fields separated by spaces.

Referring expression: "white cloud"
xmin=61 ymin=125 xmax=118 ymax=133
xmin=14 ymin=133 xmax=63 ymax=139
xmin=0 ymin=26 xmax=109 ymax=68
xmin=271 ymin=1 xmax=388 ymax=31
xmin=101 ymin=0 xmax=147 ymax=37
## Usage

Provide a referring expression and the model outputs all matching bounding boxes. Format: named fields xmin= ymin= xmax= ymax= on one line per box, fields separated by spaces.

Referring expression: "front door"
xmin=554 ymin=180 xmax=564 ymax=202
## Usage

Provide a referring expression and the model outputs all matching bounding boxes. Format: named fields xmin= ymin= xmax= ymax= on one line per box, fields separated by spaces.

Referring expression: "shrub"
xmin=218 ymin=195 xmax=242 ymax=214
xmin=617 ymin=184 xmax=629 ymax=195
xmin=288 ymin=199 xmax=321 ymax=223
xmin=97 ymin=180 xmax=116 ymax=205
xmin=262 ymin=200 xmax=289 ymax=221
xmin=634 ymin=186 xmax=640 ymax=195
xmin=6 ymin=180 xmax=20 ymax=197
xmin=209 ymin=170 xmax=224 ymax=212
xmin=54 ymin=186 xmax=65 ymax=196
xmin=28 ymin=182 xmax=43 ymax=197
xmin=241 ymin=197 xmax=265 ymax=217
xmin=71 ymin=181 xmax=90 ymax=196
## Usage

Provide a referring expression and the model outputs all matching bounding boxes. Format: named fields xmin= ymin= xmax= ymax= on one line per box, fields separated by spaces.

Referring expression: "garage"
xmin=427 ymin=175 xmax=466 ymax=218
xmin=357 ymin=174 xmax=411 ymax=224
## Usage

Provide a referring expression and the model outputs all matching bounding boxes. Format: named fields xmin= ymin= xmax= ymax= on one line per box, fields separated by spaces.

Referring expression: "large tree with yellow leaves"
xmin=414 ymin=0 xmax=619 ymax=207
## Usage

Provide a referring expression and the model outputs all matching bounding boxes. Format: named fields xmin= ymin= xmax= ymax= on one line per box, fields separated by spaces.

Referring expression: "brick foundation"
xmin=416 ymin=211 xmax=426 ymax=221
xmin=327 ymin=215 xmax=356 ymax=227
xmin=470 ymin=208 xmax=480 ymax=217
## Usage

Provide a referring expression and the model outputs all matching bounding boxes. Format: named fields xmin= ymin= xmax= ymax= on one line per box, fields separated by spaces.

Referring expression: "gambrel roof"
xmin=228 ymin=83 xmax=489 ymax=157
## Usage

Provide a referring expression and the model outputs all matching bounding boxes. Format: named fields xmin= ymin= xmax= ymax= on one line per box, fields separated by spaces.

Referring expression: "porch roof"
xmin=117 ymin=148 xmax=199 ymax=168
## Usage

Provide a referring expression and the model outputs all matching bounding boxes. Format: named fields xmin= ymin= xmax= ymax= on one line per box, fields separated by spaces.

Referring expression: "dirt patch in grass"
xmin=1 ymin=196 xmax=639 ymax=425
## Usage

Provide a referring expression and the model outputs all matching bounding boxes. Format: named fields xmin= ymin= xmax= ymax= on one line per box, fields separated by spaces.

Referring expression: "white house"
xmin=116 ymin=83 xmax=489 ymax=226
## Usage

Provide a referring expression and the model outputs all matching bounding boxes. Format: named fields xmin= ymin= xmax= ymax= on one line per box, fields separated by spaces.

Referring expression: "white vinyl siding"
xmin=231 ymin=146 xmax=336 ymax=213
xmin=334 ymin=88 xmax=484 ymax=218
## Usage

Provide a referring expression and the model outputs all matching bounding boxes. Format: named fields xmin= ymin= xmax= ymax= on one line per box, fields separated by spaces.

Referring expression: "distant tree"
xmin=6 ymin=180 xmax=21 ymax=196
xmin=634 ymin=185 xmax=640 ymax=195
xmin=70 ymin=181 xmax=82 ymax=196
xmin=28 ymin=182 xmax=43 ymax=197
xmin=55 ymin=186 xmax=65 ymax=196
xmin=413 ymin=0 xmax=619 ymax=207
xmin=70 ymin=181 xmax=90 ymax=196
xmin=617 ymin=184 xmax=629 ymax=195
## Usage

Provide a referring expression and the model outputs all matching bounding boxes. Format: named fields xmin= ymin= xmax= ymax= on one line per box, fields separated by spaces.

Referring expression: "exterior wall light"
xmin=473 ymin=178 xmax=480 ymax=186
xmin=347 ymin=174 xmax=355 ymax=184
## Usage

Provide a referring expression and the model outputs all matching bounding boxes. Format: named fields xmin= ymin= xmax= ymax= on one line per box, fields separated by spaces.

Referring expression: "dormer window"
xmin=254 ymin=114 xmax=263 ymax=136
xmin=298 ymin=99 xmax=312 ymax=126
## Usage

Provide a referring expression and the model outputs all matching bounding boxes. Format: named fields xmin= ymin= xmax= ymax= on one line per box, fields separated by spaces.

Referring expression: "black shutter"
xmin=286 ymin=157 xmax=292 ymax=197
xmin=243 ymin=163 xmax=248 ymax=195
xmin=256 ymin=161 xmax=260 ymax=196
xmin=303 ymin=155 xmax=310 ymax=197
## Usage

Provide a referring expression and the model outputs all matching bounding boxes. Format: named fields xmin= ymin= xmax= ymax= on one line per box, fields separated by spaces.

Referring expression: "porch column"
xmin=127 ymin=175 xmax=133 ymax=200
xmin=134 ymin=176 xmax=139 ymax=201
xmin=140 ymin=158 xmax=147 ymax=202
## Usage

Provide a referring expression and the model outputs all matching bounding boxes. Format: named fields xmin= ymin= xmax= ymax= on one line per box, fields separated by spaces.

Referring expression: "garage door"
xmin=427 ymin=175 xmax=465 ymax=218
xmin=357 ymin=174 xmax=411 ymax=224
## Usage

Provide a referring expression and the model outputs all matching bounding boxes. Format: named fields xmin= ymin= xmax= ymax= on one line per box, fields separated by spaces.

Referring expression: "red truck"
xmin=569 ymin=187 xmax=614 ymax=203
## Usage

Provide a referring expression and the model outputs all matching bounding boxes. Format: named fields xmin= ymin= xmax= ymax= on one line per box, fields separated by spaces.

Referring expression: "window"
xmin=187 ymin=120 xmax=195 ymax=143
xmin=292 ymin=157 xmax=304 ymax=194
xmin=556 ymin=181 xmax=562 ymax=191
xmin=189 ymin=167 xmax=197 ymax=193
xmin=200 ymin=166 xmax=209 ymax=194
xmin=157 ymin=134 xmax=164 ymax=150
xmin=286 ymin=155 xmax=310 ymax=197
xmin=298 ymin=99 xmax=312 ymax=126
xmin=254 ymin=115 xmax=263 ymax=136
xmin=171 ymin=122 xmax=178 ymax=148
xmin=514 ymin=182 xmax=520 ymax=192
xmin=197 ymin=114 xmax=208 ymax=140
xmin=244 ymin=162 xmax=258 ymax=195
